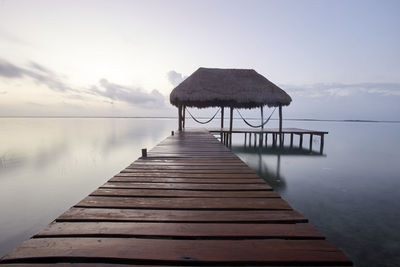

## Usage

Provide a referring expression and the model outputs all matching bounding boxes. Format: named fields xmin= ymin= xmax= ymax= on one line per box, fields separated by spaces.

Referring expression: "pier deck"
xmin=209 ymin=127 xmax=328 ymax=153
xmin=0 ymin=130 xmax=351 ymax=266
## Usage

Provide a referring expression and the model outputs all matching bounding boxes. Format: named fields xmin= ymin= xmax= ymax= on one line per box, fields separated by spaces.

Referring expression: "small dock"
xmin=0 ymin=130 xmax=351 ymax=266
xmin=209 ymin=127 xmax=328 ymax=153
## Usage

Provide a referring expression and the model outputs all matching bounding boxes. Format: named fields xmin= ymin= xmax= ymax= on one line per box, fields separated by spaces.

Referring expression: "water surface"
xmin=230 ymin=120 xmax=400 ymax=267
xmin=0 ymin=118 xmax=399 ymax=267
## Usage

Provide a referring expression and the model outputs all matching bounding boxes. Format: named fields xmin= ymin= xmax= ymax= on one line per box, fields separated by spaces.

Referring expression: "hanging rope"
xmin=236 ymin=107 xmax=277 ymax=128
xmin=186 ymin=107 xmax=221 ymax=124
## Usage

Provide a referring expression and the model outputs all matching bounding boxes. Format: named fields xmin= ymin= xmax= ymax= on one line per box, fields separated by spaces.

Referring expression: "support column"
xmin=220 ymin=107 xmax=224 ymax=143
xmin=261 ymin=106 xmax=264 ymax=130
xmin=279 ymin=105 xmax=283 ymax=146
xmin=229 ymin=107 xmax=233 ymax=146
xmin=260 ymin=106 xmax=264 ymax=146
xmin=320 ymin=134 xmax=325 ymax=154
xmin=178 ymin=105 xmax=182 ymax=131
xmin=182 ymin=105 xmax=186 ymax=129
xmin=221 ymin=107 xmax=224 ymax=129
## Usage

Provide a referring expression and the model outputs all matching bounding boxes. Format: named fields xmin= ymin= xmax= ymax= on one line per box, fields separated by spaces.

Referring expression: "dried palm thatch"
xmin=170 ymin=67 xmax=291 ymax=108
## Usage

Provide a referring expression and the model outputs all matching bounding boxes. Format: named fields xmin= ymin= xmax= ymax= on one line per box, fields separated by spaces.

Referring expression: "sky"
xmin=0 ymin=0 xmax=399 ymax=120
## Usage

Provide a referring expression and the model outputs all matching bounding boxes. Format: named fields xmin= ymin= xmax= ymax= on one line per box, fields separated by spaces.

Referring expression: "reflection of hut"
xmin=170 ymin=67 xmax=292 ymax=139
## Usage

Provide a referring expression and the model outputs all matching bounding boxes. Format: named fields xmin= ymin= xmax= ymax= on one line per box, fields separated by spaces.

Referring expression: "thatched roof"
xmin=170 ymin=67 xmax=292 ymax=109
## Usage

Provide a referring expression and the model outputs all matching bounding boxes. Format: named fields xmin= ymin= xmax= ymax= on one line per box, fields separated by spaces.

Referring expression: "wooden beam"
xmin=279 ymin=105 xmax=283 ymax=146
xmin=182 ymin=105 xmax=186 ymax=129
xmin=221 ymin=107 xmax=224 ymax=129
xmin=229 ymin=107 xmax=233 ymax=146
xmin=279 ymin=105 xmax=282 ymax=133
xmin=178 ymin=105 xmax=182 ymax=131
xmin=261 ymin=106 xmax=264 ymax=130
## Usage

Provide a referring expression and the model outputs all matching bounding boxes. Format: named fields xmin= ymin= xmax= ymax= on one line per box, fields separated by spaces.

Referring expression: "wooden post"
xmin=279 ymin=105 xmax=283 ymax=146
xmin=309 ymin=134 xmax=313 ymax=152
xmin=299 ymin=134 xmax=303 ymax=148
xmin=320 ymin=134 xmax=324 ymax=154
xmin=290 ymin=133 xmax=293 ymax=147
xmin=260 ymin=106 xmax=264 ymax=146
xmin=221 ymin=107 xmax=224 ymax=129
xmin=273 ymin=133 xmax=276 ymax=147
xmin=178 ymin=105 xmax=182 ymax=131
xmin=244 ymin=132 xmax=247 ymax=146
xmin=261 ymin=106 xmax=264 ymax=130
xmin=220 ymin=107 xmax=224 ymax=143
xmin=249 ymin=131 xmax=251 ymax=146
xmin=182 ymin=105 xmax=186 ymax=129
xmin=229 ymin=107 xmax=233 ymax=146
xmin=265 ymin=133 xmax=268 ymax=147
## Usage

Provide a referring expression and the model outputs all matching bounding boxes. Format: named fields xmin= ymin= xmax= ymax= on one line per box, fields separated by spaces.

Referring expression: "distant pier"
xmin=209 ymin=127 xmax=328 ymax=153
xmin=0 ymin=130 xmax=350 ymax=266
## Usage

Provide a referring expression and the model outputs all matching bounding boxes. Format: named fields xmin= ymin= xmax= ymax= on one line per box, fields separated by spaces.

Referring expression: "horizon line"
xmin=0 ymin=116 xmax=399 ymax=124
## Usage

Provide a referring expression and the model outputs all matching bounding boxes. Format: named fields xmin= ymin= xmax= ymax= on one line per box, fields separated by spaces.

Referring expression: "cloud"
xmin=283 ymin=82 xmax=400 ymax=98
xmin=167 ymin=70 xmax=187 ymax=87
xmin=0 ymin=58 xmax=73 ymax=92
xmin=0 ymin=60 xmax=25 ymax=78
xmin=0 ymin=58 xmax=167 ymax=108
xmin=90 ymin=79 xmax=166 ymax=106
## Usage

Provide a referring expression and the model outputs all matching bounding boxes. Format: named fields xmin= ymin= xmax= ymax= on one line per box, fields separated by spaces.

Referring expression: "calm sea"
xmin=0 ymin=117 xmax=399 ymax=267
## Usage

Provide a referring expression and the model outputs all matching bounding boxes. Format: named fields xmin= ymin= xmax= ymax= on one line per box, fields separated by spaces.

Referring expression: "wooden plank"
xmin=120 ymin=169 xmax=256 ymax=174
xmin=101 ymin=182 xmax=272 ymax=190
xmin=109 ymin=177 xmax=265 ymax=184
xmin=127 ymin=165 xmax=250 ymax=170
xmin=36 ymin=222 xmax=324 ymax=239
xmin=134 ymin=160 xmax=245 ymax=164
xmin=2 ymin=238 xmax=352 ymax=265
xmin=91 ymin=188 xmax=280 ymax=198
xmin=57 ymin=208 xmax=308 ymax=223
xmin=75 ymin=196 xmax=292 ymax=210
xmin=115 ymin=172 xmax=260 ymax=178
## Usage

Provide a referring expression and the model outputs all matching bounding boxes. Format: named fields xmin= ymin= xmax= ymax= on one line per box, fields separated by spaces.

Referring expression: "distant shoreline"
xmin=0 ymin=116 xmax=399 ymax=123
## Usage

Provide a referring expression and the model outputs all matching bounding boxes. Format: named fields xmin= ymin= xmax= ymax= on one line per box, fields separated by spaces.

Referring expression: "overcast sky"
xmin=0 ymin=0 xmax=399 ymax=120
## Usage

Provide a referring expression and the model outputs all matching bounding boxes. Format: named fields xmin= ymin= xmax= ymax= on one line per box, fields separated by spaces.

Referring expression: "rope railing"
xmin=185 ymin=107 xmax=221 ymax=124
xmin=236 ymin=107 xmax=276 ymax=128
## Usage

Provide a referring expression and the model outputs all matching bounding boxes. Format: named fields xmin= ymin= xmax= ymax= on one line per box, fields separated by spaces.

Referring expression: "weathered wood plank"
xmin=127 ymin=165 xmax=250 ymax=170
xmin=57 ymin=208 xmax=308 ymax=223
xmin=36 ymin=222 xmax=324 ymax=239
xmin=102 ymin=182 xmax=272 ymax=190
xmin=109 ymin=177 xmax=265 ymax=184
xmin=120 ymin=169 xmax=256 ymax=174
xmin=75 ymin=196 xmax=292 ymax=210
xmin=91 ymin=188 xmax=279 ymax=198
xmin=1 ymin=238 xmax=352 ymax=265
xmin=115 ymin=172 xmax=260 ymax=178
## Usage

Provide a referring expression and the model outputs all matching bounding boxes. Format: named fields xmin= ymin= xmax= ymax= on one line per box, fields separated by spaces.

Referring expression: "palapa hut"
xmin=170 ymin=67 xmax=292 ymax=140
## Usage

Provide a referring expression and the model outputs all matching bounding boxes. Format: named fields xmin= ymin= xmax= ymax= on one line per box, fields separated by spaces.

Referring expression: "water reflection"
xmin=231 ymin=121 xmax=400 ymax=267
xmin=231 ymin=145 xmax=327 ymax=191
xmin=0 ymin=118 xmax=176 ymax=257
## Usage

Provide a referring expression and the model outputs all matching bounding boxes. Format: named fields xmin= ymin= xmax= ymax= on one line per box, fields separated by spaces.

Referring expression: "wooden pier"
xmin=209 ymin=127 xmax=328 ymax=153
xmin=0 ymin=130 xmax=351 ymax=266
